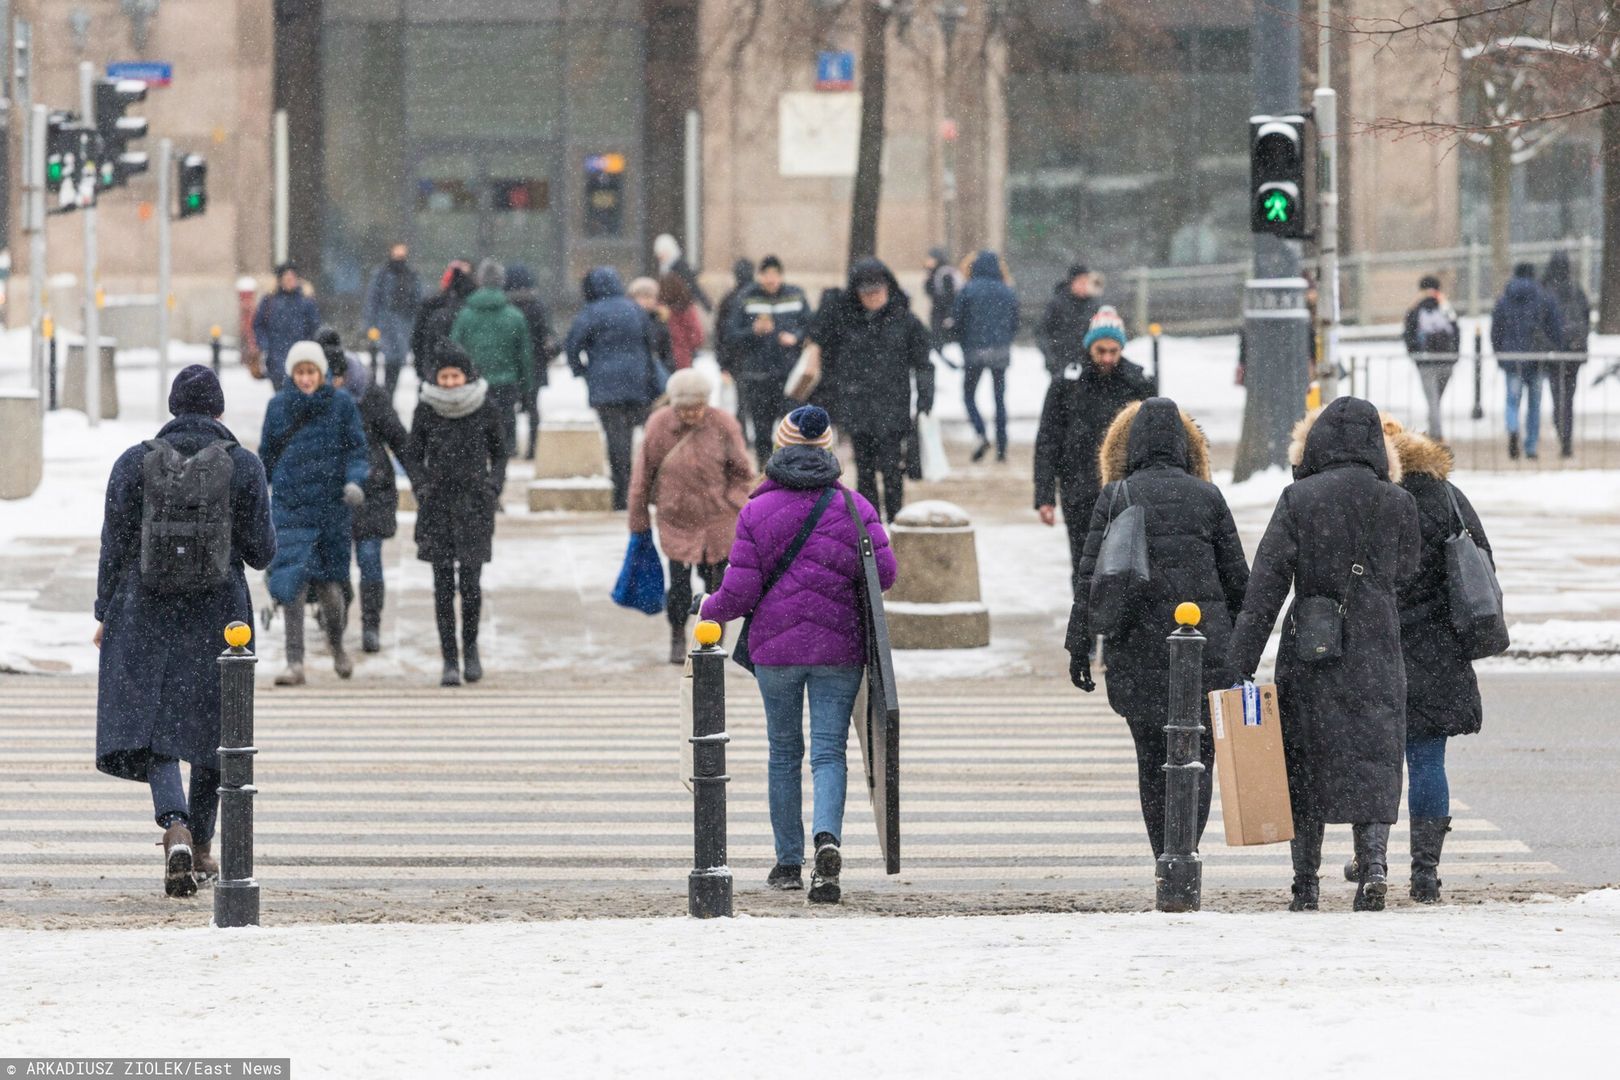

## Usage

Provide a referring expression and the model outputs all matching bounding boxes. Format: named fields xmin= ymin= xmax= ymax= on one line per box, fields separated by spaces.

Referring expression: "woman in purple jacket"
xmin=701 ymin=405 xmax=898 ymax=904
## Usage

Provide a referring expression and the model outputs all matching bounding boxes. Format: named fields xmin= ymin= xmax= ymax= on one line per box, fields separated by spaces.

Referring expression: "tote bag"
xmin=1088 ymin=482 xmax=1149 ymax=636
xmin=611 ymin=531 xmax=666 ymax=615
xmin=1443 ymin=485 xmax=1510 ymax=659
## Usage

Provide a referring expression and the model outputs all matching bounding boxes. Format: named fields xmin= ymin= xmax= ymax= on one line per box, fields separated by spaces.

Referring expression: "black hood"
xmin=1297 ymin=397 xmax=1390 ymax=482
xmin=765 ymin=445 xmax=842 ymax=490
xmin=1125 ymin=397 xmax=1190 ymax=475
xmin=845 ymin=258 xmax=910 ymax=314
xmin=731 ymin=259 xmax=755 ymax=288
xmin=1543 ymin=251 xmax=1572 ymax=289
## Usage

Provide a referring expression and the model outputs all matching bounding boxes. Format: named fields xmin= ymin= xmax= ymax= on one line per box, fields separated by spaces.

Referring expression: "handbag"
xmin=610 ymin=531 xmax=666 ymax=616
xmin=733 ymin=487 xmax=837 ymax=672
xmin=1088 ymin=482 xmax=1150 ymax=637
xmin=1294 ymin=498 xmax=1381 ymax=662
xmin=916 ymin=412 xmax=950 ymax=482
xmin=1443 ymin=484 xmax=1510 ymax=660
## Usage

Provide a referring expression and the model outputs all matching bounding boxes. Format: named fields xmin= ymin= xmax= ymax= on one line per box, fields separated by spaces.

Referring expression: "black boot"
xmin=670 ymin=623 xmax=687 ymax=665
xmin=809 ymin=831 xmax=842 ymax=904
xmin=462 ymin=639 xmax=483 ymax=683
xmin=1409 ymin=816 xmax=1451 ymax=904
xmin=1352 ymin=822 xmax=1391 ymax=911
xmin=1288 ymin=819 xmax=1323 ymax=911
xmin=1508 ymin=432 xmax=1521 ymax=459
xmin=360 ymin=581 xmax=385 ymax=654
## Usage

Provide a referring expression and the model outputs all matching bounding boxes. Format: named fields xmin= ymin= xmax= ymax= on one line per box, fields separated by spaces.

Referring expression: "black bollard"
xmin=1471 ymin=326 xmax=1484 ymax=421
xmin=45 ymin=316 xmax=58 ymax=411
xmin=1156 ymin=602 xmax=1206 ymax=913
xmin=688 ymin=619 xmax=733 ymax=918
xmin=210 ymin=326 xmax=223 ymax=374
xmin=367 ymin=328 xmax=382 ymax=380
xmin=1149 ymin=323 xmax=1162 ymax=387
xmin=215 ymin=621 xmax=261 ymax=928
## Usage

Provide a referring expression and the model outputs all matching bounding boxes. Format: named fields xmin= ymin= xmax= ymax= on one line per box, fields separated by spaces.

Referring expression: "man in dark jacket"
xmin=567 ymin=267 xmax=664 ymax=510
xmin=411 ymin=260 xmax=474 ymax=386
xmin=94 ymin=365 xmax=276 ymax=897
xmin=251 ymin=262 xmax=321 ymax=391
xmin=504 ymin=264 xmax=554 ymax=461
xmin=952 ymin=250 xmax=1019 ymax=462
xmin=1034 ymin=307 xmax=1155 ymax=595
xmin=361 ymin=242 xmax=422 ymax=399
xmin=726 ymin=255 xmax=813 ymax=469
xmin=801 ymin=259 xmax=934 ymax=522
xmin=451 ymin=260 xmax=534 ymax=457
xmin=1403 ymin=274 xmax=1460 ymax=439
xmin=1039 ymin=264 xmax=1118 ymax=377
xmin=1542 ymin=251 xmax=1591 ymax=458
xmin=1490 ymin=263 xmax=1563 ymax=460
xmin=922 ymin=247 xmax=961 ymax=350
xmin=714 ymin=258 xmax=756 ymax=379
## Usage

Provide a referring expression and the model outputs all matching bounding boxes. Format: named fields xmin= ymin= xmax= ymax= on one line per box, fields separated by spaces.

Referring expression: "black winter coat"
xmin=351 ymin=378 xmax=412 ymax=541
xmin=809 ymin=260 xmax=935 ymax=439
xmin=1033 ymin=356 xmax=1155 ymax=509
xmin=1392 ymin=431 xmax=1492 ymax=740
xmin=1229 ymin=397 xmax=1421 ymax=825
xmin=1039 ymin=287 xmax=1106 ymax=375
xmin=407 ymin=387 xmax=508 ymax=565
xmin=725 ymin=282 xmax=812 ymax=385
xmin=1068 ymin=398 xmax=1250 ymax=723
xmin=411 ymin=287 xmax=472 ymax=381
xmin=95 ymin=415 xmax=276 ymax=779
xmin=506 ymin=288 xmax=554 ymax=387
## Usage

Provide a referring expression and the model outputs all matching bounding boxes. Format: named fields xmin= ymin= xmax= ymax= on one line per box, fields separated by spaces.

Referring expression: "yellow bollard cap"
xmin=1175 ymin=602 xmax=1201 ymax=627
xmin=1149 ymin=323 xmax=1162 ymax=337
xmin=694 ymin=620 xmax=723 ymax=647
xmin=223 ymin=621 xmax=252 ymax=649
xmin=367 ymin=326 xmax=381 ymax=341
xmin=209 ymin=325 xmax=222 ymax=339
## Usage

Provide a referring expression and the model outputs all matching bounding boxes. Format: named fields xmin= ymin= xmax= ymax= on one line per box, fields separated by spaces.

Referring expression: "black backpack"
xmin=139 ymin=438 xmax=237 ymax=593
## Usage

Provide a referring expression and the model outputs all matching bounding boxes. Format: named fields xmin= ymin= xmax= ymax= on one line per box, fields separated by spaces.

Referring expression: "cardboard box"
xmin=1208 ymin=684 xmax=1295 ymax=846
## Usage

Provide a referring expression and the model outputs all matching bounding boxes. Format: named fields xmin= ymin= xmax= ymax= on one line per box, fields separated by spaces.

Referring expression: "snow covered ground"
xmin=2 ymin=890 xmax=1615 ymax=1077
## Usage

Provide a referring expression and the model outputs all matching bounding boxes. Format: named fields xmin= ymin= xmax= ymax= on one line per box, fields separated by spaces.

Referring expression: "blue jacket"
xmin=1490 ymin=276 xmax=1564 ymax=373
xmin=258 ymin=384 xmax=368 ymax=602
xmin=951 ymin=251 xmax=1019 ymax=351
xmin=565 ymin=267 xmax=661 ymax=407
xmin=252 ymin=288 xmax=322 ymax=382
xmin=95 ymin=414 xmax=276 ymax=780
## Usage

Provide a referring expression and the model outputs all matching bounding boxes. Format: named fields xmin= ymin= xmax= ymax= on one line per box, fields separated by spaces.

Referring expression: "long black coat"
xmin=407 ymin=388 xmax=507 ymax=565
xmin=809 ymin=260 xmax=935 ymax=439
xmin=411 ymin=284 xmax=472 ymax=381
xmin=351 ymin=377 xmax=412 ymax=542
xmin=95 ymin=415 xmax=276 ymax=780
xmin=1069 ymin=399 xmax=1250 ymax=723
xmin=1392 ymin=431 xmax=1492 ymax=740
xmin=1229 ymin=398 xmax=1421 ymax=825
xmin=1038 ymin=286 xmax=1102 ymax=375
xmin=1033 ymin=355 xmax=1155 ymax=510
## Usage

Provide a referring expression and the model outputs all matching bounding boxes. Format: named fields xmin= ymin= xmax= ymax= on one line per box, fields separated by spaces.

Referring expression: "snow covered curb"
xmin=2 ymin=891 xmax=1616 ymax=1076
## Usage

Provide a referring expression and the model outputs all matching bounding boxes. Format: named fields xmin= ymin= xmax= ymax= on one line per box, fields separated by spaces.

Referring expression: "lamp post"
xmin=937 ymin=2 xmax=967 ymax=256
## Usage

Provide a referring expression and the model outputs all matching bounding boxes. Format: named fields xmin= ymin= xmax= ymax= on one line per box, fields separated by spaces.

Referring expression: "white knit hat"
xmin=285 ymin=340 xmax=327 ymax=380
xmin=667 ymin=368 xmax=712 ymax=407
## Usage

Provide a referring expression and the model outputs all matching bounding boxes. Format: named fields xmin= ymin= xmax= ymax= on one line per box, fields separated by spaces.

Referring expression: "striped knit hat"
xmin=1082 ymin=305 xmax=1128 ymax=351
xmin=775 ymin=405 xmax=834 ymax=449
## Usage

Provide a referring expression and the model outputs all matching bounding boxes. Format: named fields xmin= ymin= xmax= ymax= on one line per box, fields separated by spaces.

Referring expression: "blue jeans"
xmin=754 ymin=664 xmax=865 ymax=866
xmin=149 ymin=755 xmax=221 ymax=844
xmin=1504 ymin=366 xmax=1542 ymax=454
xmin=355 ymin=537 xmax=385 ymax=585
xmin=963 ymin=348 xmax=1009 ymax=454
xmin=1406 ymin=734 xmax=1449 ymax=818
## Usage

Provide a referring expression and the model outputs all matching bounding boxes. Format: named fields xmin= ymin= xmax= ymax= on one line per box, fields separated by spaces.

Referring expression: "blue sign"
xmin=815 ymin=51 xmax=855 ymax=91
xmin=107 ymin=61 xmax=172 ymax=86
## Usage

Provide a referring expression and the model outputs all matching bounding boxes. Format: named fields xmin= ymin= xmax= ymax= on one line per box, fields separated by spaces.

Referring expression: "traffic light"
xmin=45 ymin=112 xmax=79 ymax=191
xmin=94 ymin=78 xmax=149 ymax=190
xmin=177 ymin=154 xmax=208 ymax=219
xmin=1249 ymin=114 xmax=1309 ymax=238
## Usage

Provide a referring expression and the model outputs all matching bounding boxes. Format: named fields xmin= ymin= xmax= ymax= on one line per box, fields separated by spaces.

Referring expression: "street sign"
xmin=815 ymin=50 xmax=855 ymax=91
xmin=107 ymin=61 xmax=171 ymax=86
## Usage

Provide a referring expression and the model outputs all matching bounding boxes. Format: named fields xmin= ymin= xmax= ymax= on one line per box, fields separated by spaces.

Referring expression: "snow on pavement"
xmin=2 ymin=891 xmax=1616 ymax=1077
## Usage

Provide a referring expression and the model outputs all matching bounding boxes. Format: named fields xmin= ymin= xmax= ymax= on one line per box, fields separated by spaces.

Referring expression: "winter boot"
xmin=193 ymin=838 xmax=218 ymax=883
xmin=670 ymin=623 xmax=688 ymax=665
xmin=318 ymin=583 xmax=353 ymax=679
xmin=1409 ymin=816 xmax=1451 ymax=904
xmin=971 ymin=438 xmax=992 ymax=463
xmin=808 ymin=832 xmax=842 ymax=904
xmin=161 ymin=822 xmax=197 ymax=899
xmin=1508 ymin=432 xmax=1521 ymax=460
xmin=1288 ymin=819 xmax=1323 ymax=911
xmin=766 ymin=864 xmax=803 ymax=891
xmin=462 ymin=642 xmax=483 ymax=684
xmin=274 ymin=663 xmax=305 ymax=687
xmin=1351 ymin=822 xmax=1391 ymax=911
xmin=360 ymin=581 xmax=385 ymax=654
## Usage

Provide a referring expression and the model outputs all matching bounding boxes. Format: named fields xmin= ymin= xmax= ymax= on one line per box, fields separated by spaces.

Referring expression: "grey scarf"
xmin=420 ymin=378 xmax=489 ymax=419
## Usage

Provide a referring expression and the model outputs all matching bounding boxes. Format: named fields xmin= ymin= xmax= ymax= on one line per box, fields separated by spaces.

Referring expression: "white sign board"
xmin=778 ymin=92 xmax=861 ymax=178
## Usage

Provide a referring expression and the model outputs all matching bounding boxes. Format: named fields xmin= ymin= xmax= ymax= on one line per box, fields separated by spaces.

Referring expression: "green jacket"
xmin=451 ymin=288 xmax=534 ymax=390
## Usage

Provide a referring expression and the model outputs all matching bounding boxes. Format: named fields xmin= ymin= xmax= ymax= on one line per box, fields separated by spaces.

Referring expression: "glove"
xmin=689 ymin=592 xmax=708 ymax=618
xmin=342 ymin=482 xmax=365 ymax=508
xmin=1069 ymin=653 xmax=1095 ymax=693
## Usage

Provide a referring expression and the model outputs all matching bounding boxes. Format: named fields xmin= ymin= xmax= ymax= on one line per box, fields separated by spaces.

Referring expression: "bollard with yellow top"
xmin=209 ymin=325 xmax=223 ymax=374
xmin=1156 ymin=601 xmax=1207 ymax=913
xmin=687 ymin=618 xmax=733 ymax=917
xmin=44 ymin=314 xmax=59 ymax=411
xmin=1149 ymin=322 xmax=1163 ymax=387
xmin=215 ymin=620 xmax=261 ymax=927
xmin=366 ymin=326 xmax=382 ymax=380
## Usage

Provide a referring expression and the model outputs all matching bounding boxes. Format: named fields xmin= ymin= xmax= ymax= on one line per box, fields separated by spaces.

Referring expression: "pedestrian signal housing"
xmin=94 ymin=78 xmax=149 ymax=190
xmin=178 ymin=154 xmax=208 ymax=219
xmin=1249 ymin=115 xmax=1310 ymax=239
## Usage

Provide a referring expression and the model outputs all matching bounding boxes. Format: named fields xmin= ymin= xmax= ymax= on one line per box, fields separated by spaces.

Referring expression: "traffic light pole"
xmin=79 ymin=60 xmax=100 ymax=428
xmin=156 ymin=137 xmax=172 ymax=410
xmin=27 ymin=104 xmax=47 ymax=416
xmin=1315 ymin=86 xmax=1340 ymax=403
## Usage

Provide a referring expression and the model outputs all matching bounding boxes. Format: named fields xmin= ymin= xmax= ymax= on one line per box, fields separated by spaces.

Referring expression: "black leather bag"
xmin=732 ymin=488 xmax=836 ymax=673
xmin=1443 ymin=484 xmax=1510 ymax=660
xmin=1088 ymin=481 xmax=1150 ymax=637
xmin=1294 ymin=499 xmax=1381 ymax=663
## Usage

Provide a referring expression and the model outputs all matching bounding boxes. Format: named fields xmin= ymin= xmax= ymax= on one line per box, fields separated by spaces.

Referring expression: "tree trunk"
xmin=849 ymin=2 xmax=890 ymax=262
xmin=1599 ymin=96 xmax=1620 ymax=332
xmin=1489 ymin=134 xmax=1513 ymax=292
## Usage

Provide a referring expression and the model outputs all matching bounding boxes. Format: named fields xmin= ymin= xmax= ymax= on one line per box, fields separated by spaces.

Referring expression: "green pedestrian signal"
xmin=47 ymin=160 xmax=64 ymax=183
xmin=1250 ymin=115 xmax=1310 ymax=238
xmin=177 ymin=154 xmax=208 ymax=219
xmin=1263 ymin=190 xmax=1292 ymax=222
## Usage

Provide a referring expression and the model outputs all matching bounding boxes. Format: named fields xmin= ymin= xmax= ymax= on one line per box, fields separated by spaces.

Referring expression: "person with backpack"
xmin=504 ymin=264 xmax=554 ymax=461
xmin=922 ymin=247 xmax=961 ymax=352
xmin=1403 ymin=274 xmax=1461 ymax=439
xmin=952 ymin=250 xmax=1020 ymax=463
xmin=259 ymin=340 xmax=370 ymax=687
xmin=700 ymin=405 xmax=897 ymax=904
xmin=451 ymin=259 xmax=534 ymax=458
xmin=1229 ymin=397 xmax=1421 ymax=912
xmin=1489 ymin=263 xmax=1564 ymax=460
xmin=1542 ymin=251 xmax=1591 ymax=458
xmin=94 ymin=365 xmax=276 ymax=898
xmin=407 ymin=343 xmax=508 ymax=687
xmin=1066 ymin=398 xmax=1250 ymax=861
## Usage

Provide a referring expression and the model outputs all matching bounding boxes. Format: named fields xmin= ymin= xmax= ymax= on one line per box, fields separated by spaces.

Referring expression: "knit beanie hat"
xmin=775 ymin=405 xmax=833 ymax=449
xmin=433 ymin=341 xmax=478 ymax=379
xmin=285 ymin=340 xmax=327 ymax=380
xmin=315 ymin=326 xmax=348 ymax=380
xmin=667 ymin=368 xmax=712 ymax=407
xmin=168 ymin=364 xmax=225 ymax=418
xmin=1082 ymin=306 xmax=1128 ymax=351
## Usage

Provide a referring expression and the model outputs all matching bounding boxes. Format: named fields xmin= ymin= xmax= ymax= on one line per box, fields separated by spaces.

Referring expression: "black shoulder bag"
xmin=1443 ymin=483 xmax=1510 ymax=660
xmin=1088 ymin=480 xmax=1150 ymax=637
xmin=732 ymin=487 xmax=837 ymax=673
xmin=1294 ymin=497 xmax=1382 ymax=663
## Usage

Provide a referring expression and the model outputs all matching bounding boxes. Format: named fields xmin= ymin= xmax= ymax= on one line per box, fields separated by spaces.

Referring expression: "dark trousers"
xmin=1063 ymin=493 xmax=1099 ymax=597
xmin=597 ymin=404 xmax=647 ymax=511
xmin=1126 ymin=712 xmax=1214 ymax=859
xmin=853 ymin=432 xmax=906 ymax=523
xmin=963 ymin=351 xmax=1009 ymax=454
xmin=149 ymin=755 xmax=222 ymax=845
xmin=525 ymin=388 xmax=542 ymax=460
xmin=432 ymin=560 xmax=483 ymax=659
xmin=489 ymin=383 xmax=523 ymax=457
xmin=741 ymin=380 xmax=789 ymax=470
xmin=667 ymin=558 xmax=727 ymax=629
xmin=383 ymin=356 xmax=405 ymax=400
xmin=1547 ymin=359 xmax=1583 ymax=452
xmin=284 ymin=581 xmax=346 ymax=664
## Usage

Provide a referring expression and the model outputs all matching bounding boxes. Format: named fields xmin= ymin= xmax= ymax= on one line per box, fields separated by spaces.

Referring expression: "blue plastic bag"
xmin=612 ymin=531 xmax=666 ymax=615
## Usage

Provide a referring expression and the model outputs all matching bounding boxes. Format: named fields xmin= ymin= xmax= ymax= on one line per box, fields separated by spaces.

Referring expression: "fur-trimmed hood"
xmin=1381 ymin=418 xmax=1453 ymax=481
xmin=1099 ymin=398 xmax=1212 ymax=484
xmin=1287 ymin=398 xmax=1403 ymax=484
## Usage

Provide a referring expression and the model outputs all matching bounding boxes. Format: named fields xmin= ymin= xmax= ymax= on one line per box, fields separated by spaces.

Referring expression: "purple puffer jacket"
xmin=701 ymin=447 xmax=897 ymax=667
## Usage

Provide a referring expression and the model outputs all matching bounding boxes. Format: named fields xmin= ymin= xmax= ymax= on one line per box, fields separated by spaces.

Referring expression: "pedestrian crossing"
xmin=0 ymin=680 xmax=1561 ymax=912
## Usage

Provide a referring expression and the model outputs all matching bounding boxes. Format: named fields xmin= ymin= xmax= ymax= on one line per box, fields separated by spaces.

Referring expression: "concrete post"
xmin=885 ymin=500 xmax=989 ymax=649
xmin=0 ymin=389 xmax=44 ymax=499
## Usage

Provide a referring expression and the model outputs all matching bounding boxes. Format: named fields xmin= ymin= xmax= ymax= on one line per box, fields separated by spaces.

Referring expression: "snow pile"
xmin=1499 ymin=620 xmax=1620 ymax=657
